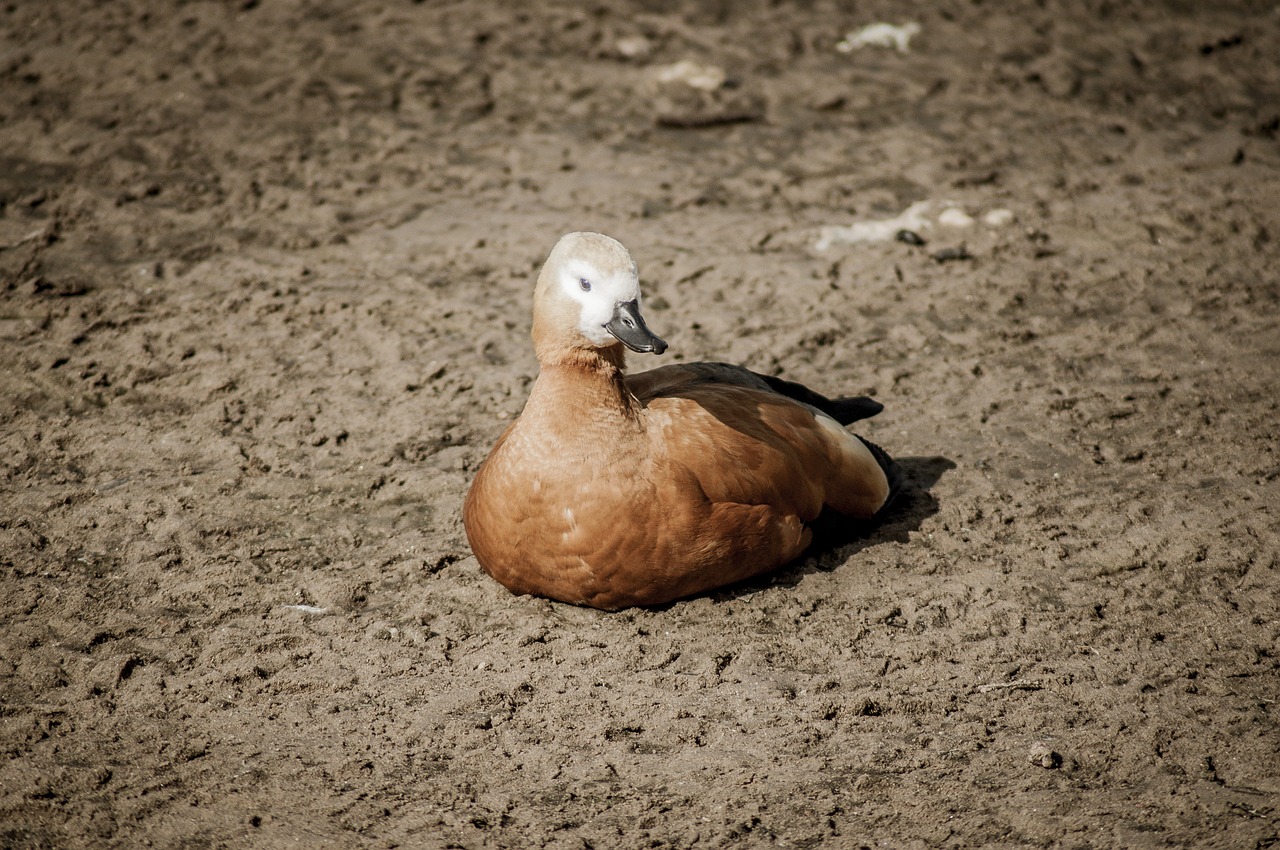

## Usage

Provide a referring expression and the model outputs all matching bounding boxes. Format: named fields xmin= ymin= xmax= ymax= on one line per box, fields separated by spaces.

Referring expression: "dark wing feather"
xmin=756 ymin=373 xmax=883 ymax=424
xmin=627 ymin=362 xmax=883 ymax=425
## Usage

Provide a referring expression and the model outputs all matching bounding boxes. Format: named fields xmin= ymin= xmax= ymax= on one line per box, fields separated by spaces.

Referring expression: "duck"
xmin=463 ymin=232 xmax=899 ymax=610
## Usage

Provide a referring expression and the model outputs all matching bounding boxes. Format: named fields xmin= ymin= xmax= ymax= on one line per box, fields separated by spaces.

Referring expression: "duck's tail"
xmin=823 ymin=395 xmax=885 ymax=425
xmin=856 ymin=435 xmax=903 ymax=516
xmin=754 ymin=370 xmax=901 ymax=515
xmin=757 ymin=373 xmax=884 ymax=424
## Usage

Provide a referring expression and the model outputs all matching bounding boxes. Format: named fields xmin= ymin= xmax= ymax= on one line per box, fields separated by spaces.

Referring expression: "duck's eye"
xmin=579 ymin=277 xmax=592 ymax=292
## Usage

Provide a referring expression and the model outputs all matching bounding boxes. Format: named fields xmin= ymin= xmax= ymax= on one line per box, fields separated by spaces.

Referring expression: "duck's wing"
xmin=634 ymin=374 xmax=893 ymax=521
xmin=624 ymin=360 xmax=896 ymax=514
xmin=626 ymin=362 xmax=883 ymax=424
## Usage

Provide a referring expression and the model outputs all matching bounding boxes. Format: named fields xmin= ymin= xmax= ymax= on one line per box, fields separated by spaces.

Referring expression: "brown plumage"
xmin=463 ymin=232 xmax=898 ymax=610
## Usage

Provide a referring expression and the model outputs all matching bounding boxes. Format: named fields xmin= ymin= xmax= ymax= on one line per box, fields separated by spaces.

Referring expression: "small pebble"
xmin=983 ymin=208 xmax=1016 ymax=227
xmin=938 ymin=207 xmax=976 ymax=228
xmin=615 ymin=35 xmax=653 ymax=59
xmin=895 ymin=229 xmax=926 ymax=246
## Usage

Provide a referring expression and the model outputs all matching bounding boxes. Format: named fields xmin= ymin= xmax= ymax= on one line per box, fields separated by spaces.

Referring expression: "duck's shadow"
xmin=691 ymin=455 xmax=956 ymax=605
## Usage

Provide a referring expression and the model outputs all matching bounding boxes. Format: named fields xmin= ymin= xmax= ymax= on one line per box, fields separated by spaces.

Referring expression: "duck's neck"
xmin=522 ymin=346 xmax=642 ymax=436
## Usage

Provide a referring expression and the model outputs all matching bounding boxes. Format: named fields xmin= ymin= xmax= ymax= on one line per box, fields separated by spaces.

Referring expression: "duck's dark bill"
xmin=605 ymin=300 xmax=668 ymax=354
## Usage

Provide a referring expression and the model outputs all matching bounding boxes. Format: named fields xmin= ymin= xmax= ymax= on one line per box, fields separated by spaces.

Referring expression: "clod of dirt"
xmin=652 ymin=86 xmax=764 ymax=128
xmin=648 ymin=60 xmax=764 ymax=127
xmin=1028 ymin=741 xmax=1063 ymax=769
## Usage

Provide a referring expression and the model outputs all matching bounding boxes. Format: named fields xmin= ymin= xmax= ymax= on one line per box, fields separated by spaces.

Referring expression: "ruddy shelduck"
xmin=464 ymin=232 xmax=899 ymax=610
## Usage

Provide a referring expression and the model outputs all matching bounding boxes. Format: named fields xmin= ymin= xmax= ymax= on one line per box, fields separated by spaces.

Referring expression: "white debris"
xmin=615 ymin=35 xmax=653 ymax=59
xmin=938 ymin=207 xmax=976 ymax=228
xmin=654 ymin=60 xmax=726 ymax=92
xmin=814 ymin=201 xmax=932 ymax=251
xmin=836 ymin=22 xmax=921 ymax=54
xmin=282 ymin=604 xmax=328 ymax=615
xmin=983 ymin=208 xmax=1016 ymax=227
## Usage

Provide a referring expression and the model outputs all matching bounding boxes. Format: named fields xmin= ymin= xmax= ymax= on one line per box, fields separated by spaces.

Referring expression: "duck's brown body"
xmin=462 ymin=232 xmax=896 ymax=610
xmin=464 ymin=352 xmax=894 ymax=609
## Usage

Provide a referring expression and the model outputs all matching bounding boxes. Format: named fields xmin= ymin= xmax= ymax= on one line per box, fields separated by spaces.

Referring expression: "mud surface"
xmin=2 ymin=2 xmax=1278 ymax=847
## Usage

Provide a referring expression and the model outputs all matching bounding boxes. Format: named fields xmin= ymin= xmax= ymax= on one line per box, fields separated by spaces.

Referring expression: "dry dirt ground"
xmin=2 ymin=1 xmax=1279 ymax=848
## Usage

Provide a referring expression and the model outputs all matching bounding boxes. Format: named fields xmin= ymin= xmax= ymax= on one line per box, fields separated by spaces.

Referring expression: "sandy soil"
xmin=2 ymin=1 xmax=1278 ymax=847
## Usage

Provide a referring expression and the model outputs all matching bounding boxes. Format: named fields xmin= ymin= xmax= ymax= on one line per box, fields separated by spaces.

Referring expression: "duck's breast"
xmin=463 ymin=420 xmax=663 ymax=606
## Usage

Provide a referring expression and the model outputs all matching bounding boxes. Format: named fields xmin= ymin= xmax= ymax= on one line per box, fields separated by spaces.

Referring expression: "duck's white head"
xmin=532 ymin=232 xmax=667 ymax=361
